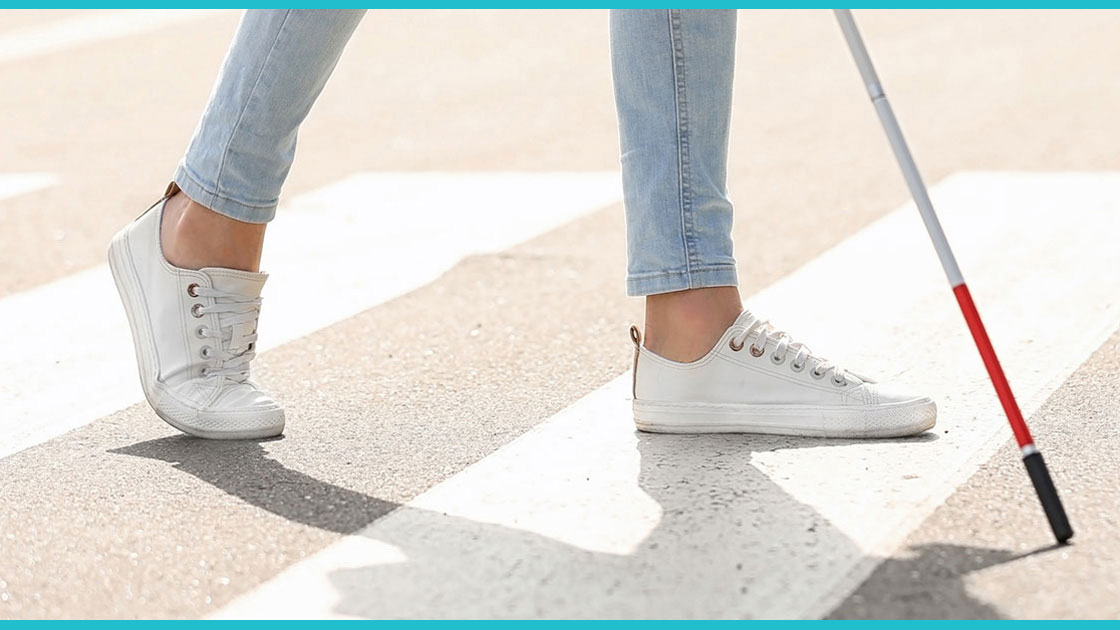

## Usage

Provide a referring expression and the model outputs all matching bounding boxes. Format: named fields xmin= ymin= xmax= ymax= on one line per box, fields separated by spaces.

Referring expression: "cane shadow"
xmin=828 ymin=542 xmax=1066 ymax=619
xmin=109 ymin=436 xmax=399 ymax=535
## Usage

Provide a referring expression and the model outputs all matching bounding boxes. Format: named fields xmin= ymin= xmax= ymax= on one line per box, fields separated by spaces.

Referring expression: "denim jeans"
xmin=174 ymin=10 xmax=366 ymax=223
xmin=175 ymin=9 xmax=738 ymax=297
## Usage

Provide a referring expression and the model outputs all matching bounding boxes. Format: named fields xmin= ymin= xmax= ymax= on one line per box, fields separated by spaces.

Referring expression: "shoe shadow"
xmin=109 ymin=436 xmax=399 ymax=535
xmin=314 ymin=430 xmax=955 ymax=619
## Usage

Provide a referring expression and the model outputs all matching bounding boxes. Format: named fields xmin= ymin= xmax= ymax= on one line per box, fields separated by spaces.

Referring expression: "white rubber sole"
xmin=107 ymin=227 xmax=283 ymax=440
xmin=633 ymin=398 xmax=936 ymax=438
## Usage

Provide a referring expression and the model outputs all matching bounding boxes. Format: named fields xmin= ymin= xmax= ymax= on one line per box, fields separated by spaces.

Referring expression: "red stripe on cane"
xmin=952 ymin=283 xmax=1035 ymax=448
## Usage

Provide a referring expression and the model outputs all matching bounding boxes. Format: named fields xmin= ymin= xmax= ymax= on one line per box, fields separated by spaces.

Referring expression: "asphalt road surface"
xmin=1 ymin=9 xmax=1118 ymax=619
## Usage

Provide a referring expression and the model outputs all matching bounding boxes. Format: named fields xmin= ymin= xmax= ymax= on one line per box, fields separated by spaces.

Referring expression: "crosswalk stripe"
xmin=0 ymin=172 xmax=58 ymax=204
xmin=212 ymin=172 xmax=1120 ymax=619
xmin=0 ymin=10 xmax=229 ymax=65
xmin=0 ymin=172 xmax=621 ymax=460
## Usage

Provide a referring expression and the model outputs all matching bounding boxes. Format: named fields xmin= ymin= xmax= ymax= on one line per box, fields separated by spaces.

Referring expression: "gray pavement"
xmin=833 ymin=330 xmax=1120 ymax=619
xmin=1 ymin=9 xmax=1119 ymax=619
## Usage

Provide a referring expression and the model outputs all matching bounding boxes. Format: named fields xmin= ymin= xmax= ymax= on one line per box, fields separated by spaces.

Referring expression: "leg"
xmin=610 ymin=9 xmax=741 ymax=363
xmin=166 ymin=9 xmax=366 ymax=271
xmin=161 ymin=190 xmax=265 ymax=271
xmin=109 ymin=10 xmax=364 ymax=439
xmin=611 ymin=10 xmax=936 ymax=438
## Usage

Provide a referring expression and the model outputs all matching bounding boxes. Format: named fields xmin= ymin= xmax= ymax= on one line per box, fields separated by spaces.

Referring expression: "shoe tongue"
xmin=198 ymin=268 xmax=267 ymax=360
xmin=732 ymin=309 xmax=763 ymax=332
xmin=199 ymin=267 xmax=268 ymax=299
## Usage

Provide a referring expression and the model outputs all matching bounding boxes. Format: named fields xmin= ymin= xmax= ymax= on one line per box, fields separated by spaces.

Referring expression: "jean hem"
xmin=626 ymin=266 xmax=738 ymax=297
xmin=173 ymin=162 xmax=278 ymax=224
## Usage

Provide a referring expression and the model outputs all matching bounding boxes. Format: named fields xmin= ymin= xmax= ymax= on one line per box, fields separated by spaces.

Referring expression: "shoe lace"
xmin=728 ymin=312 xmax=848 ymax=384
xmin=193 ymin=286 xmax=261 ymax=383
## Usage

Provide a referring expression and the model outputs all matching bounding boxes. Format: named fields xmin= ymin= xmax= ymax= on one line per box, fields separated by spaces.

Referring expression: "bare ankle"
xmin=643 ymin=286 xmax=743 ymax=362
xmin=160 ymin=190 xmax=266 ymax=272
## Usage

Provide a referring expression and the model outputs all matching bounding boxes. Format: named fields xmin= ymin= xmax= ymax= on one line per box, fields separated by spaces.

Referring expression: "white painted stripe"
xmin=214 ymin=172 xmax=1120 ymax=620
xmin=0 ymin=172 xmax=621 ymax=460
xmin=0 ymin=173 xmax=58 ymax=203
xmin=0 ymin=10 xmax=230 ymax=65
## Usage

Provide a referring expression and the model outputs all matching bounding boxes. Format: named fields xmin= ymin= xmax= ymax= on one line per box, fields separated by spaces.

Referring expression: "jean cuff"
xmin=626 ymin=265 xmax=739 ymax=296
xmin=173 ymin=162 xmax=278 ymax=224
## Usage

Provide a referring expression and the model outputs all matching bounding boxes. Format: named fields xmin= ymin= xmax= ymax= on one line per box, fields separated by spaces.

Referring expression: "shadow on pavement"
xmin=320 ymin=432 xmax=941 ymax=618
xmin=110 ymin=429 xmax=955 ymax=617
xmin=110 ymin=436 xmax=399 ymax=535
xmin=828 ymin=542 xmax=1065 ymax=619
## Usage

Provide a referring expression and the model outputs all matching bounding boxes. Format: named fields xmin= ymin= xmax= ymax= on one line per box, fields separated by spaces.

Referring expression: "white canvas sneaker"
xmin=108 ymin=194 xmax=284 ymax=439
xmin=631 ymin=310 xmax=935 ymax=437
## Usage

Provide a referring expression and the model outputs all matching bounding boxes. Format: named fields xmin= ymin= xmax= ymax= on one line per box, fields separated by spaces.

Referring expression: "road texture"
xmin=0 ymin=9 xmax=1118 ymax=619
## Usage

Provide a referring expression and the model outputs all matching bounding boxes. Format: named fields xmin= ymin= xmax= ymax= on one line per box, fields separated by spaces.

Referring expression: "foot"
xmin=107 ymin=194 xmax=284 ymax=439
xmin=630 ymin=310 xmax=936 ymax=437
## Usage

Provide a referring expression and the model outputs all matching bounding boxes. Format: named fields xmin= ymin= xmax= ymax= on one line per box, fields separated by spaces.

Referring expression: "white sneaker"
xmin=108 ymin=194 xmax=284 ymax=439
xmin=631 ymin=310 xmax=935 ymax=437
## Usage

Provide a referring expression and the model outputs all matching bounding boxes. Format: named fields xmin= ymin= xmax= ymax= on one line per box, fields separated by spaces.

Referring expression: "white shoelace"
xmin=193 ymin=286 xmax=261 ymax=382
xmin=727 ymin=312 xmax=848 ymax=385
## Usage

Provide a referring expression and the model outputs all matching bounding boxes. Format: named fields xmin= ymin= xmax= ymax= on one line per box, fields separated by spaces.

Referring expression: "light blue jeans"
xmin=175 ymin=9 xmax=738 ymax=297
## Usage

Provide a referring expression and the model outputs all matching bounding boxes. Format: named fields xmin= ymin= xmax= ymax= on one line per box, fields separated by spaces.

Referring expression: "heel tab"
xmin=629 ymin=325 xmax=642 ymax=399
xmin=133 ymin=182 xmax=179 ymax=222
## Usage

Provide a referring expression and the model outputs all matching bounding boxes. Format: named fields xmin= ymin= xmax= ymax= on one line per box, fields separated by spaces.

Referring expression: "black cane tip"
xmin=1022 ymin=451 xmax=1074 ymax=546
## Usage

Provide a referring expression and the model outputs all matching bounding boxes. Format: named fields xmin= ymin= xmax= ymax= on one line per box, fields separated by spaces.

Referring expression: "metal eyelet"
xmin=186 ymin=283 xmax=200 ymax=298
xmin=749 ymin=345 xmax=765 ymax=358
xmin=200 ymin=346 xmax=213 ymax=359
xmin=191 ymin=303 xmax=204 ymax=318
xmin=832 ymin=374 xmax=847 ymax=387
xmin=811 ymin=367 xmax=826 ymax=380
xmin=791 ymin=361 xmax=806 ymax=373
xmin=771 ymin=352 xmax=786 ymax=365
xmin=729 ymin=338 xmax=744 ymax=352
xmin=195 ymin=326 xmax=207 ymax=339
